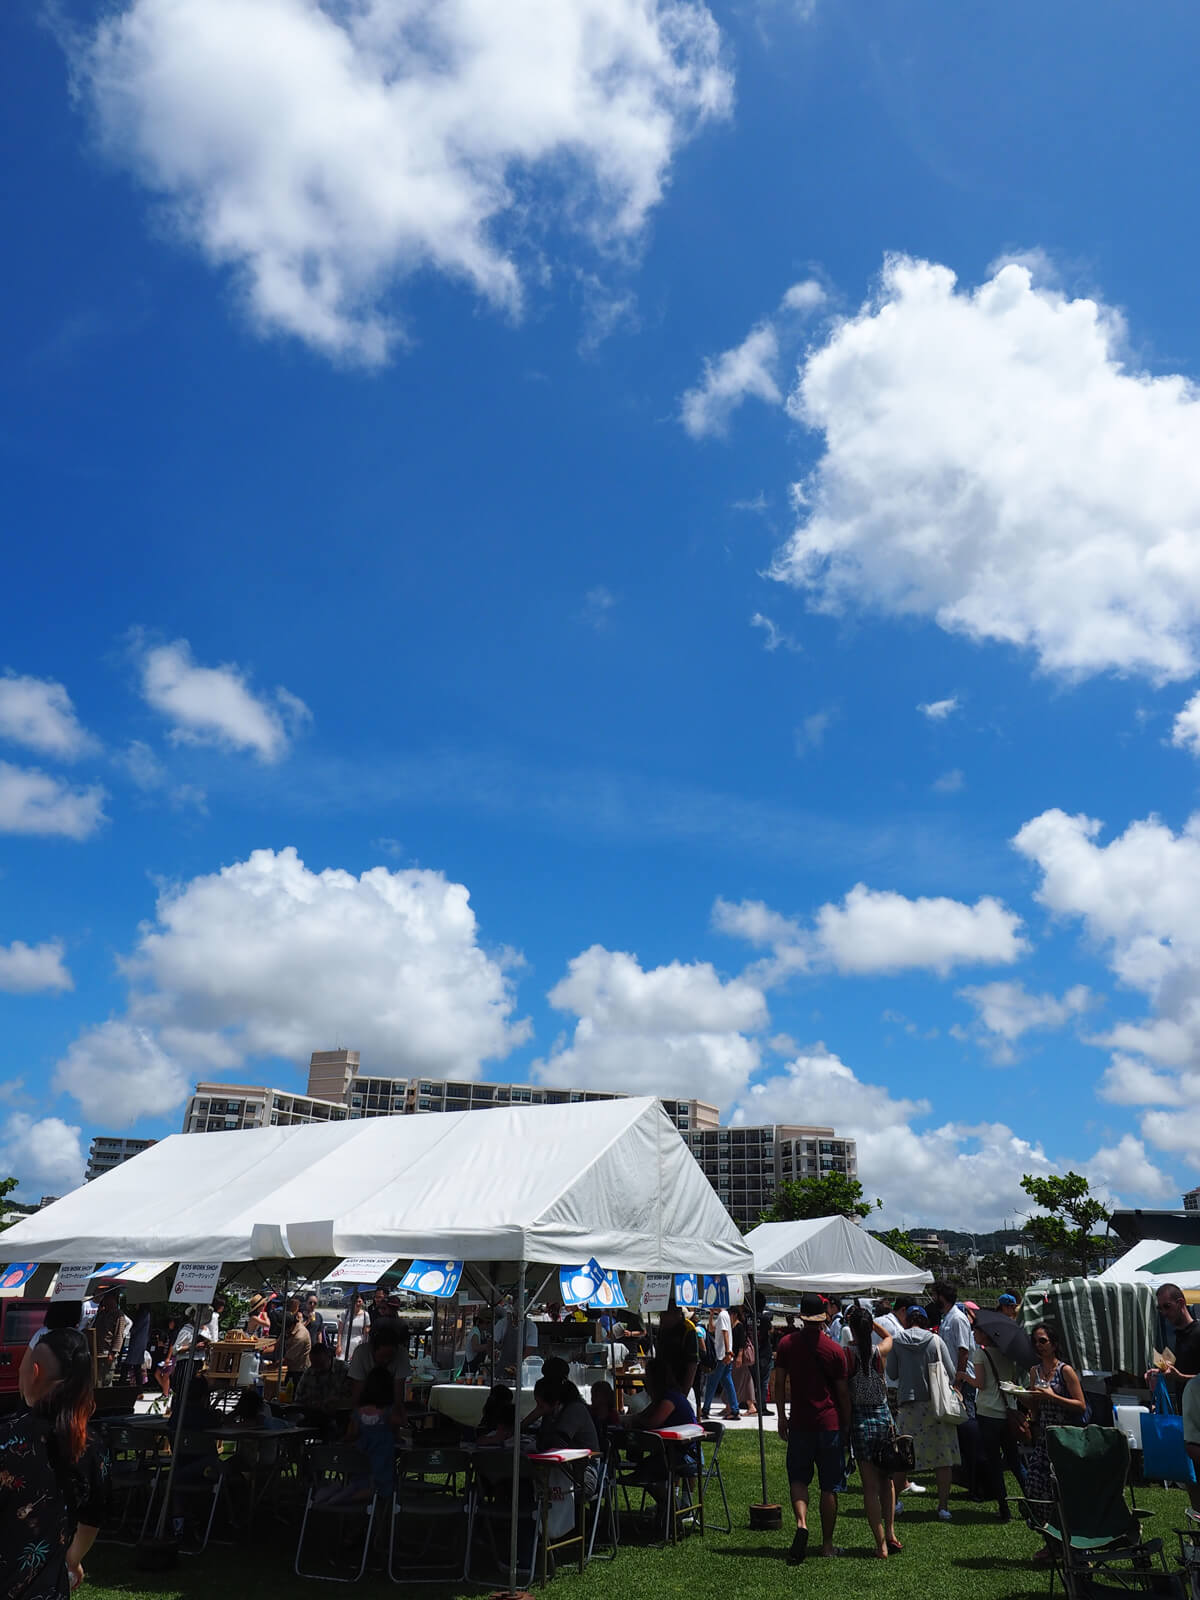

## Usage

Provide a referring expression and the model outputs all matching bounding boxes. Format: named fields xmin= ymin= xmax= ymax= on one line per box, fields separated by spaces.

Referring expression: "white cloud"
xmin=0 ymin=1113 xmax=85 ymax=1197
xmin=82 ymin=0 xmax=732 ymax=364
xmin=52 ymin=847 xmax=530 ymax=1124
xmin=794 ymin=709 xmax=833 ymax=756
xmin=0 ymin=940 xmax=73 ymax=995
xmin=680 ymin=323 xmax=781 ymax=438
xmin=0 ymin=762 xmax=107 ymax=839
xmin=932 ymin=768 xmax=965 ymax=794
xmin=118 ymin=740 xmax=208 ymax=813
xmin=582 ymin=587 xmax=617 ymax=631
xmin=749 ymin=613 xmax=801 ymax=653
xmin=716 ymin=884 xmax=1027 ymax=983
xmin=774 ymin=255 xmax=1200 ymax=682
xmin=1171 ymin=691 xmax=1200 ymax=756
xmin=958 ymin=979 xmax=1092 ymax=1062
xmin=781 ymin=279 xmax=826 ymax=315
xmin=0 ymin=674 xmax=96 ymax=759
xmin=735 ymin=1043 xmax=1163 ymax=1226
xmin=919 ymin=696 xmax=960 ymax=721
xmin=137 ymin=638 xmax=309 ymax=762
xmin=533 ymin=944 xmax=767 ymax=1105
xmin=53 ymin=1021 xmax=189 ymax=1128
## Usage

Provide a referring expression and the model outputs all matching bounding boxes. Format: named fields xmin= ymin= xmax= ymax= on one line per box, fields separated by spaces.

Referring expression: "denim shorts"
xmin=786 ymin=1428 xmax=843 ymax=1491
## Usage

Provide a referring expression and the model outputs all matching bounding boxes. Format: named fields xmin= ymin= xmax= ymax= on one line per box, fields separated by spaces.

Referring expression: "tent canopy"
xmin=1110 ymin=1210 xmax=1200 ymax=1248
xmin=1098 ymin=1237 xmax=1200 ymax=1292
xmin=746 ymin=1216 xmax=932 ymax=1295
xmin=1 ymin=1097 xmax=753 ymax=1276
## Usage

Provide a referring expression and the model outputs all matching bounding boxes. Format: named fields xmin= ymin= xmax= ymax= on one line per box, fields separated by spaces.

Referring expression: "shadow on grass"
xmin=710 ymin=1545 xmax=890 ymax=1562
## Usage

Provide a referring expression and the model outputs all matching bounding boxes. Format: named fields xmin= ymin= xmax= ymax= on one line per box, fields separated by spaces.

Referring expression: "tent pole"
xmin=507 ymin=1262 xmax=526 ymax=1592
xmin=751 ymin=1274 xmax=769 ymax=1506
xmin=276 ymin=1269 xmax=290 ymax=1400
xmin=151 ymin=1308 xmax=198 ymax=1541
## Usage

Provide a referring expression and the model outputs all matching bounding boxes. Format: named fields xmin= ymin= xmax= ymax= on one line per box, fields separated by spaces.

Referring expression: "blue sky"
xmin=3 ymin=0 xmax=1200 ymax=1228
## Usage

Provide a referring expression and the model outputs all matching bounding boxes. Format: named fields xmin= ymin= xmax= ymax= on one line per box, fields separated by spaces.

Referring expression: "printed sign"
xmin=558 ymin=1257 xmax=605 ymax=1307
xmin=93 ymin=1260 xmax=173 ymax=1285
xmin=673 ymin=1273 xmax=699 ymax=1309
xmin=398 ymin=1259 xmax=464 ymax=1298
xmin=326 ymin=1255 xmax=398 ymax=1284
xmin=0 ymin=1263 xmax=38 ymax=1296
xmin=590 ymin=1269 xmax=627 ymax=1310
xmin=640 ymin=1272 xmax=673 ymax=1314
xmin=169 ymin=1263 xmax=223 ymax=1304
xmin=52 ymin=1264 xmax=96 ymax=1302
xmin=701 ymin=1273 xmax=746 ymax=1309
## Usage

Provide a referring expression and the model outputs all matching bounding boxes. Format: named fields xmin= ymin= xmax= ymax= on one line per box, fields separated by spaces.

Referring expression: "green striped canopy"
xmin=1021 ymin=1277 xmax=1157 ymax=1373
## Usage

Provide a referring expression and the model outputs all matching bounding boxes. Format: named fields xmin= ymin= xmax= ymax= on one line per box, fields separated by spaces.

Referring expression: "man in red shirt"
xmin=774 ymin=1292 xmax=850 ymax=1562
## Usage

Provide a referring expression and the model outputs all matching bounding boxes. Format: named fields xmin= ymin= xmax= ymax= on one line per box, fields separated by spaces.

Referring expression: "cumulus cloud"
xmin=81 ymin=0 xmax=732 ymax=364
xmin=958 ymin=979 xmax=1092 ymax=1062
xmin=0 ymin=939 xmax=73 ymax=995
xmin=919 ymin=696 xmax=960 ymax=721
xmin=0 ymin=1113 xmax=86 ymax=1197
xmin=53 ymin=847 xmax=530 ymax=1124
xmin=736 ymin=1043 xmax=1172 ymax=1225
xmin=1171 ymin=691 xmax=1200 ymax=756
xmin=680 ymin=323 xmax=781 ymax=438
xmin=681 ymin=278 xmax=827 ymax=439
xmin=774 ymin=255 xmax=1200 ymax=682
xmin=0 ymin=674 xmax=96 ymax=759
xmin=532 ymin=944 xmax=767 ymax=1105
xmin=136 ymin=638 xmax=309 ymax=761
xmin=0 ymin=762 xmax=107 ymax=839
xmin=714 ymin=884 xmax=1027 ymax=982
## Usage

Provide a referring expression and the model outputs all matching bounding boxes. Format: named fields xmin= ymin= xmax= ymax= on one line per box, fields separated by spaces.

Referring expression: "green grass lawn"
xmin=82 ymin=1430 xmax=1194 ymax=1600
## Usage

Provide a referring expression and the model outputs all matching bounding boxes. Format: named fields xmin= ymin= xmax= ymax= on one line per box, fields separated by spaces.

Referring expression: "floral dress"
xmin=1023 ymin=1362 xmax=1076 ymax=1517
xmin=0 ymin=1415 xmax=107 ymax=1600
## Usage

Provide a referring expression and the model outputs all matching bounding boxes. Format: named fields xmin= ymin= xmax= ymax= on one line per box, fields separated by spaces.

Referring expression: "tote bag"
xmin=928 ymin=1357 xmax=966 ymax=1425
xmin=1142 ymin=1376 xmax=1197 ymax=1485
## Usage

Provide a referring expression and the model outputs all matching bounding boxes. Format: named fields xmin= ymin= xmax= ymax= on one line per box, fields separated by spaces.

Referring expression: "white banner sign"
xmin=93 ymin=1260 xmax=173 ymax=1285
xmin=640 ymin=1272 xmax=673 ymax=1314
xmin=326 ymin=1255 xmax=398 ymax=1284
xmin=52 ymin=1264 xmax=96 ymax=1302
xmin=169 ymin=1263 xmax=222 ymax=1304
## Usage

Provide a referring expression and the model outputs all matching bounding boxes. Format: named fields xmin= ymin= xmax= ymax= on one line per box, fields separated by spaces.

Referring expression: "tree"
xmin=871 ymin=1226 xmax=920 ymax=1264
xmin=1019 ymin=1171 xmax=1112 ymax=1278
xmin=0 ymin=1176 xmax=17 ymax=1232
xmin=761 ymin=1172 xmax=875 ymax=1223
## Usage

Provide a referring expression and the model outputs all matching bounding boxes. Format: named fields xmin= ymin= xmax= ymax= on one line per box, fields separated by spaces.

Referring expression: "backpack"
xmin=700 ymin=1325 xmax=717 ymax=1371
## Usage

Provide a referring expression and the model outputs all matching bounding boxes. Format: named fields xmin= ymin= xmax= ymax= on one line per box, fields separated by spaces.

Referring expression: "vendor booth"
xmin=746 ymin=1216 xmax=931 ymax=1295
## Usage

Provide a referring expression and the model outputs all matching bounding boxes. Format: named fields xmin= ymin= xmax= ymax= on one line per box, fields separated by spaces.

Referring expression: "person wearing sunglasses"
xmin=1023 ymin=1323 xmax=1087 ymax=1538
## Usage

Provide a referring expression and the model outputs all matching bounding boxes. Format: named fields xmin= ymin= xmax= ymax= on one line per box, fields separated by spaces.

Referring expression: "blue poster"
xmin=398 ymin=1259 xmax=464 ymax=1298
xmin=559 ymin=1256 xmax=605 ymax=1306
xmin=94 ymin=1262 xmax=137 ymax=1281
xmin=703 ymin=1275 xmax=730 ymax=1308
xmin=0 ymin=1263 xmax=37 ymax=1292
xmin=590 ymin=1269 xmax=627 ymax=1310
xmin=673 ymin=1273 xmax=699 ymax=1309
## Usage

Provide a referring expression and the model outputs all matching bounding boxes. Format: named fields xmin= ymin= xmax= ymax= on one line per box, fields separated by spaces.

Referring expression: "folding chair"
xmin=618 ymin=1431 xmax=700 ymax=1545
xmin=700 ymin=1420 xmax=731 ymax=1534
xmin=100 ymin=1425 xmax=163 ymax=1544
xmin=225 ymin=1434 xmax=285 ymax=1532
xmin=586 ymin=1437 xmax=621 ymax=1562
xmin=169 ymin=1430 xmax=229 ymax=1553
xmin=529 ymin=1449 xmax=595 ymax=1580
xmin=466 ymin=1450 xmax=542 ymax=1586
xmin=294 ymin=1444 xmax=381 ymax=1583
xmin=388 ymin=1445 xmax=472 ymax=1581
xmin=1035 ymin=1425 xmax=1170 ymax=1600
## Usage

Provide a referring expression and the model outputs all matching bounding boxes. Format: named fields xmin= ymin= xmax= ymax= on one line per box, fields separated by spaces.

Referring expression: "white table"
xmin=429 ymin=1383 xmax=492 ymax=1427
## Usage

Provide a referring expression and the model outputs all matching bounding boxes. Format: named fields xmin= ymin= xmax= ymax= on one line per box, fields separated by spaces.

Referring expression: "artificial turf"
xmin=81 ymin=1428 xmax=1194 ymax=1600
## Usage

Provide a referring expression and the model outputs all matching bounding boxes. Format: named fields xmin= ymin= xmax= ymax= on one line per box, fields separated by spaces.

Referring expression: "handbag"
xmin=1142 ymin=1376 xmax=1197 ymax=1485
xmin=872 ymin=1428 xmax=916 ymax=1472
xmin=928 ymin=1355 xmax=966 ymax=1424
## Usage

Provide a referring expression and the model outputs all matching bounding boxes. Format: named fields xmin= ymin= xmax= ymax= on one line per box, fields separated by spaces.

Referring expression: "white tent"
xmin=747 ymin=1216 xmax=932 ymax=1295
xmin=1 ymin=1096 xmax=753 ymax=1275
xmin=1098 ymin=1237 xmax=1200 ymax=1293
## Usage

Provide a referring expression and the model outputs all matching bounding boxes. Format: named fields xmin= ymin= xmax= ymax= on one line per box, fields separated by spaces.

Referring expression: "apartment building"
xmin=182 ymin=1083 xmax=350 ymax=1133
xmin=1185 ymin=1186 xmax=1200 ymax=1213
xmin=85 ymin=1135 xmax=157 ymax=1183
xmin=683 ymin=1123 xmax=859 ymax=1230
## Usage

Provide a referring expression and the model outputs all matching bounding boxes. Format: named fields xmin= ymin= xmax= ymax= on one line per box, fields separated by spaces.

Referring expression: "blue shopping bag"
xmin=1141 ymin=1377 xmax=1196 ymax=1485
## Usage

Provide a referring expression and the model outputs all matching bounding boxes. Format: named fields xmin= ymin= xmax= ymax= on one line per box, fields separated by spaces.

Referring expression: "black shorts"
xmin=786 ymin=1429 xmax=843 ymax=1492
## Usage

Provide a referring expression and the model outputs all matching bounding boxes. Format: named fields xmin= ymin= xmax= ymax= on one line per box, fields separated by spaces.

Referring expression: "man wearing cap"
xmin=996 ymin=1293 xmax=1019 ymax=1319
xmin=774 ymin=1291 xmax=850 ymax=1562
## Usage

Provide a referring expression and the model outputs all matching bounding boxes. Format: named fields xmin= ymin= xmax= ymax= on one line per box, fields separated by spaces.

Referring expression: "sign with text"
xmin=326 ymin=1255 xmax=398 ymax=1284
xmin=398 ymin=1259 xmax=463 ymax=1298
xmin=640 ymin=1273 xmax=673 ymax=1314
xmin=169 ymin=1263 xmax=222 ymax=1304
xmin=52 ymin=1264 xmax=96 ymax=1302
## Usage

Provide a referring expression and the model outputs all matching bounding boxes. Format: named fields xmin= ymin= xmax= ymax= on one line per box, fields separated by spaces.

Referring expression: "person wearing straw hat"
xmin=774 ymin=1292 xmax=850 ymax=1563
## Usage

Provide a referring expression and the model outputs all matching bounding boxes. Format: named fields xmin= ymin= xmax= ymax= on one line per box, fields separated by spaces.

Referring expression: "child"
xmin=317 ymin=1366 xmax=396 ymax=1504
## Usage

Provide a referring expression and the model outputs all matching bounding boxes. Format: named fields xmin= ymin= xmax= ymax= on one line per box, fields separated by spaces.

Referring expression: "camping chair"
xmin=387 ymin=1446 xmax=472 ymax=1581
xmin=294 ymin=1444 xmax=381 ymax=1583
xmin=1034 ymin=1425 xmax=1169 ymax=1600
xmin=700 ymin=1420 xmax=731 ymax=1534
xmin=465 ymin=1450 xmax=542 ymax=1586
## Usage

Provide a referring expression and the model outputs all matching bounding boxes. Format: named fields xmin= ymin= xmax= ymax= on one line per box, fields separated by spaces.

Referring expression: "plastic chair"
xmin=700 ymin=1420 xmax=731 ymax=1533
xmin=294 ymin=1444 xmax=381 ymax=1583
xmin=388 ymin=1446 xmax=472 ymax=1581
xmin=1034 ymin=1426 xmax=1169 ymax=1599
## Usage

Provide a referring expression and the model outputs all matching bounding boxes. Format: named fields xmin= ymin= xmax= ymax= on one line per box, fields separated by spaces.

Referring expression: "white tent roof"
xmin=747 ymin=1217 xmax=932 ymax=1295
xmin=2 ymin=1097 xmax=753 ymax=1275
xmin=1098 ymin=1237 xmax=1200 ymax=1292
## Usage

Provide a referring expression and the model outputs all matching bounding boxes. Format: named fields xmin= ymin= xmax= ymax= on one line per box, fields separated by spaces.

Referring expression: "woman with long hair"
xmin=339 ymin=1294 xmax=369 ymax=1364
xmin=1024 ymin=1323 xmax=1087 ymax=1537
xmin=1 ymin=1326 xmax=106 ymax=1597
xmin=846 ymin=1304 xmax=900 ymax=1558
